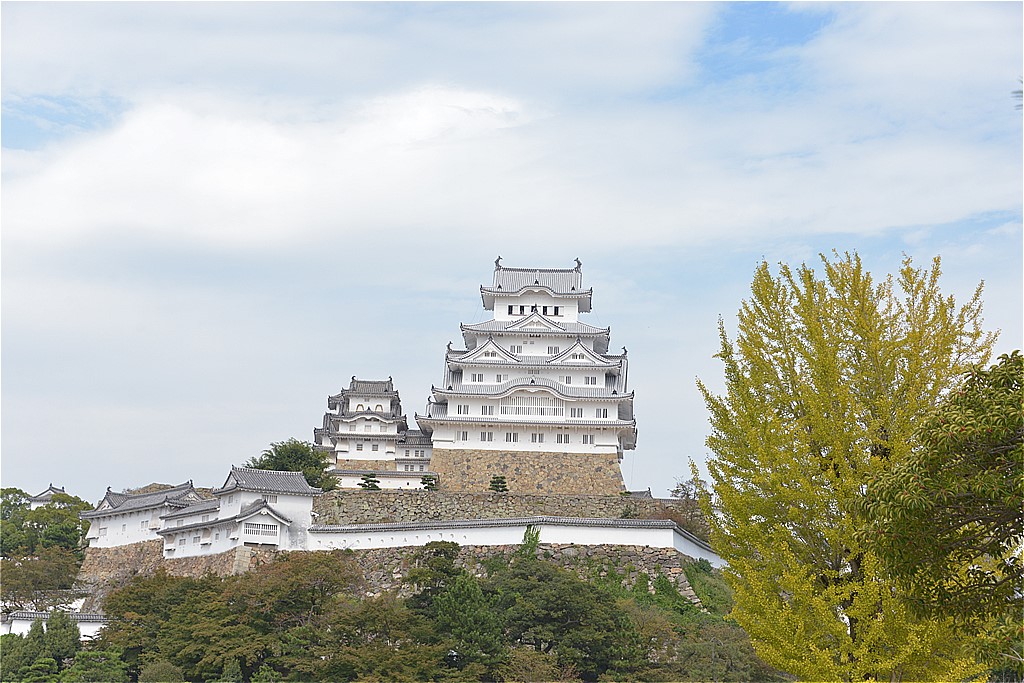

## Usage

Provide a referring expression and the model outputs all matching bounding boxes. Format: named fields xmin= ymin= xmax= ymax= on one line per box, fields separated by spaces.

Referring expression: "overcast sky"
xmin=2 ymin=2 xmax=1021 ymax=503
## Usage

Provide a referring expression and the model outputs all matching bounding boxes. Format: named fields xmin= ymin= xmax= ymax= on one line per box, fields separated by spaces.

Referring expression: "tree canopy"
xmin=696 ymin=252 xmax=996 ymax=681
xmin=859 ymin=350 xmax=1023 ymax=670
xmin=244 ymin=438 xmax=337 ymax=491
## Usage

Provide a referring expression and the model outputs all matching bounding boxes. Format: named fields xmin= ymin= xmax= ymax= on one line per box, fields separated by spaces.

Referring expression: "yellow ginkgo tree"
xmin=696 ymin=252 xmax=996 ymax=681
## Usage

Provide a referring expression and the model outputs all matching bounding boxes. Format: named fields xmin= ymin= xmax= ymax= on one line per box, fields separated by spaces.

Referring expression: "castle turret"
xmin=416 ymin=259 xmax=636 ymax=494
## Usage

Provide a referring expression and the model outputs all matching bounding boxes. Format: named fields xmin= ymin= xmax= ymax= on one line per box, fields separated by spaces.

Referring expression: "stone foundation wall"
xmin=430 ymin=448 xmax=624 ymax=494
xmin=76 ymin=541 xmax=278 ymax=611
xmin=78 ymin=541 xmax=703 ymax=612
xmin=334 ymin=458 xmax=395 ymax=471
xmin=352 ymin=543 xmax=702 ymax=605
xmin=314 ymin=490 xmax=707 ymax=539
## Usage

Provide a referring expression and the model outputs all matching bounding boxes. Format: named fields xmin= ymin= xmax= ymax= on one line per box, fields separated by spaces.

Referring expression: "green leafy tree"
xmin=245 ymin=438 xmax=337 ymax=491
xmin=488 ymin=475 xmax=508 ymax=493
xmin=420 ymin=475 xmax=438 ymax=491
xmin=58 ymin=649 xmax=129 ymax=683
xmin=137 ymin=660 xmax=185 ymax=682
xmin=487 ymin=556 xmax=642 ymax=680
xmin=1 ymin=547 xmax=83 ymax=611
xmin=43 ymin=612 xmax=81 ymax=670
xmin=433 ymin=573 xmax=505 ymax=669
xmin=1 ymin=488 xmax=31 ymax=556
xmin=860 ymin=350 xmax=1024 ymax=670
xmin=696 ymin=253 xmax=995 ymax=681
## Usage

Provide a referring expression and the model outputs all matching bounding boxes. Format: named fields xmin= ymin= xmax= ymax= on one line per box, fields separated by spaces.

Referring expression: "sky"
xmin=2 ymin=2 xmax=1021 ymax=504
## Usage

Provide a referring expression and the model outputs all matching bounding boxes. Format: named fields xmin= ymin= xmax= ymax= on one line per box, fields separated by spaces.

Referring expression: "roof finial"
xmin=447 ymin=340 xmax=453 ymax=351
xmin=622 ymin=346 xmax=628 ymax=355
xmin=574 ymin=257 xmax=582 ymax=271
xmin=495 ymin=255 xmax=502 ymax=269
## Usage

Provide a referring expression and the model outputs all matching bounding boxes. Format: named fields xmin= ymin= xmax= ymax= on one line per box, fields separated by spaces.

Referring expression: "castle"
xmin=75 ymin=260 xmax=721 ymax=600
xmin=314 ymin=258 xmax=636 ymax=495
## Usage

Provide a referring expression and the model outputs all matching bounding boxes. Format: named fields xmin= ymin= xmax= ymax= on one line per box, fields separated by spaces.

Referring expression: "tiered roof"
xmin=213 ymin=466 xmax=322 ymax=497
xmin=82 ymin=482 xmax=202 ymax=519
xmin=480 ymin=259 xmax=593 ymax=311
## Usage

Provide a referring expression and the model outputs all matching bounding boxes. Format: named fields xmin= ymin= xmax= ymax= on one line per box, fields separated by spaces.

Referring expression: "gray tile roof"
xmin=156 ymin=499 xmax=293 ymax=536
xmin=82 ymin=482 xmax=200 ymax=519
xmin=488 ymin=266 xmax=585 ymax=296
xmin=461 ymin=320 xmax=608 ymax=335
xmin=28 ymin=485 xmax=65 ymax=503
xmin=3 ymin=611 xmax=108 ymax=624
xmin=432 ymin=376 xmax=633 ymax=400
xmin=213 ymin=467 xmax=322 ymax=496
xmin=160 ymin=498 xmax=220 ymax=520
xmin=398 ymin=429 xmax=433 ymax=446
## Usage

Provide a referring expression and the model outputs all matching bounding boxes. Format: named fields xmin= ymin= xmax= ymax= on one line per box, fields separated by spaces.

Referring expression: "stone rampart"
xmin=334 ymin=458 xmax=395 ymax=471
xmin=314 ymin=489 xmax=708 ymax=538
xmin=77 ymin=541 xmax=277 ymax=611
xmin=429 ymin=448 xmax=624 ymax=494
xmin=79 ymin=541 xmax=704 ymax=611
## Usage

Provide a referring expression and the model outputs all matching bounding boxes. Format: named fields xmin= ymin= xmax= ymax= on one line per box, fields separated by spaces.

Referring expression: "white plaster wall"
xmin=493 ymin=294 xmax=579 ymax=323
xmin=1 ymin=616 xmax=106 ymax=640
xmin=307 ymin=521 xmax=725 ymax=568
xmin=85 ymin=508 xmax=162 ymax=548
xmin=335 ymin=473 xmax=425 ymax=490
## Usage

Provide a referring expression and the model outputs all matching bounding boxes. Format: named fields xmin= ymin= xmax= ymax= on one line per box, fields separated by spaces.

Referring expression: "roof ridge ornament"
xmin=574 ymin=258 xmax=582 ymax=271
xmin=495 ymin=255 xmax=502 ymax=270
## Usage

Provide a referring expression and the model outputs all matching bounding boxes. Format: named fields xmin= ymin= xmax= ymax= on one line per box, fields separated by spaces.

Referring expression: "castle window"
xmin=570 ymin=407 xmax=583 ymax=418
xmin=557 ymin=433 xmax=570 ymax=444
xmin=562 ymin=376 xmax=572 ymax=384
xmin=471 ymin=373 xmax=484 ymax=382
xmin=495 ymin=374 xmax=507 ymax=382
xmin=244 ymin=523 xmax=278 ymax=537
xmin=99 ymin=527 xmax=107 ymax=536
xmin=372 ymin=444 xmax=379 ymax=452
xmin=506 ymin=432 xmax=519 ymax=443
xmin=178 ymin=537 xmax=185 ymax=546
xmin=202 ymin=514 xmax=211 ymax=522
xmin=585 ymin=376 xmax=597 ymax=385
xmin=480 ymin=431 xmax=493 ymax=442
xmin=547 ymin=346 xmax=560 ymax=354
xmin=596 ymin=408 xmax=609 ymax=418
xmin=418 ymin=465 xmax=425 ymax=471
xmin=508 ymin=305 xmax=514 ymax=314
xmin=404 ymin=449 xmax=410 ymax=456
xmin=356 ymin=444 xmax=364 ymax=451
xmin=215 ymin=533 xmax=220 ymax=541
xmin=140 ymin=520 xmax=148 ymax=530
xmin=571 ymin=353 xmax=585 ymax=360
xmin=519 ymin=306 xmax=525 ymax=315
xmin=483 ymin=350 xmax=498 ymax=358
xmin=121 ymin=524 xmax=126 ymax=533
xmin=542 ymin=306 xmax=548 ymax=315
xmin=457 ymin=431 xmax=469 ymax=441
xmin=510 ymin=345 xmax=522 ymax=354
xmin=457 ymin=404 xmax=470 ymax=415
xmin=380 ymin=425 xmax=388 ymax=432
xmin=527 ymin=369 xmax=541 ymax=375
xmin=480 ymin=405 xmax=494 ymax=415
xmin=582 ymin=434 xmax=595 ymax=445
xmin=262 ymin=495 xmax=277 ymax=503
xmin=404 ymin=464 xmax=411 ymax=471
xmin=415 ymin=450 xmax=425 ymax=457
xmin=192 ymin=536 xmax=200 ymax=544
xmin=554 ymin=306 xmax=560 ymax=316
xmin=349 ymin=425 xmax=356 ymax=431
xmin=531 ymin=433 xmax=544 ymax=443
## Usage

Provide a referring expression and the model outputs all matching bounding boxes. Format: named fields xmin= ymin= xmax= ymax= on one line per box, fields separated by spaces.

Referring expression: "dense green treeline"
xmin=0 ymin=490 xmax=92 ymax=613
xmin=0 ymin=540 xmax=782 ymax=682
